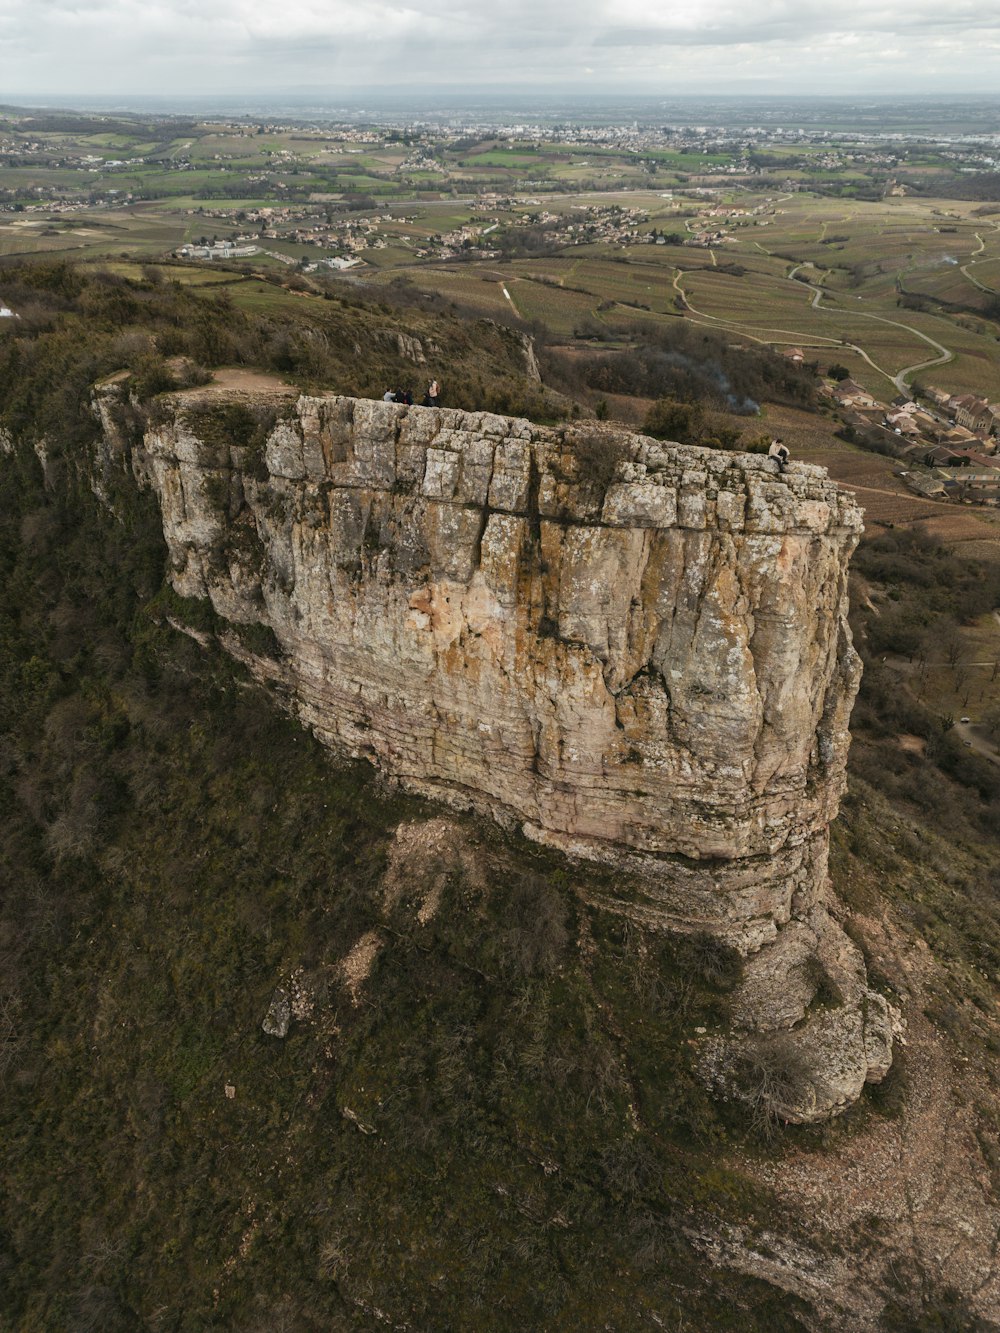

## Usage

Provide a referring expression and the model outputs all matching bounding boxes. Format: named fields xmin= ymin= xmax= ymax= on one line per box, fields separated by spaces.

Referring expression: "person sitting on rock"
xmin=382 ymin=388 xmax=396 ymax=403
xmin=768 ymin=438 xmax=790 ymax=473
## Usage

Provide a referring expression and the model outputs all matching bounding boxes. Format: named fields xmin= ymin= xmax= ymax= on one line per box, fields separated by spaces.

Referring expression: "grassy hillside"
xmin=0 ymin=259 xmax=555 ymax=432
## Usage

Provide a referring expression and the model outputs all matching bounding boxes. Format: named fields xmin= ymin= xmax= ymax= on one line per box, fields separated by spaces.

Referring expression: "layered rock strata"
xmin=94 ymin=386 xmax=894 ymax=1119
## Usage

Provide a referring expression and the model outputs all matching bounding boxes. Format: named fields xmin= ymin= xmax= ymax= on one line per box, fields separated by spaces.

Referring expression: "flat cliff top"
xmin=214 ymin=393 xmax=865 ymax=539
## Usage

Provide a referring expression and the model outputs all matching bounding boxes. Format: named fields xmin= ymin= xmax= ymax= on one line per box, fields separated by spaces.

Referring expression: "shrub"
xmin=726 ymin=1036 xmax=814 ymax=1143
xmin=644 ymin=396 xmax=702 ymax=443
xmin=573 ymin=432 xmax=626 ymax=491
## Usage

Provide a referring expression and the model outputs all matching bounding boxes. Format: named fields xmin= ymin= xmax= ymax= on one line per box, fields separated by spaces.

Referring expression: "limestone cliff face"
xmin=95 ymin=385 xmax=894 ymax=1120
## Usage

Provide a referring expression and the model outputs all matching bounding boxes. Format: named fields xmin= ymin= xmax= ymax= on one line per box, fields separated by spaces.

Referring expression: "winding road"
xmin=799 ymin=270 xmax=952 ymax=393
xmin=958 ymin=224 xmax=1000 ymax=294
xmin=672 ymin=261 xmax=953 ymax=394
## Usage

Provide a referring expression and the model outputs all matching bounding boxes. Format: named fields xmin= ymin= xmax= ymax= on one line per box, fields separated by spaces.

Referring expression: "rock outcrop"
xmin=93 ymin=385 xmax=894 ymax=1120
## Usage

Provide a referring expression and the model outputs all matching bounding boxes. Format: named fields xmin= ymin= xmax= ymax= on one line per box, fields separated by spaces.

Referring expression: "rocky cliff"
xmin=94 ymin=383 xmax=895 ymax=1121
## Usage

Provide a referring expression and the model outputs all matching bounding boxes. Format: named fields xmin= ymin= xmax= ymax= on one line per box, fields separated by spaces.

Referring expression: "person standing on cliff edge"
xmin=427 ymin=379 xmax=440 ymax=407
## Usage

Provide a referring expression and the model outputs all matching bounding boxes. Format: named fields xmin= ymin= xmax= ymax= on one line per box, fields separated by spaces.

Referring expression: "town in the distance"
xmin=5 ymin=95 xmax=1000 ymax=509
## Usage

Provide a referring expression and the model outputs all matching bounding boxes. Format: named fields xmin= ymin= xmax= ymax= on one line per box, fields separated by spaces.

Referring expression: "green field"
xmin=93 ymin=260 xmax=250 ymax=288
xmin=459 ymin=150 xmax=551 ymax=168
xmin=224 ymin=279 xmax=316 ymax=314
xmin=505 ymin=279 xmax=597 ymax=333
xmin=391 ymin=268 xmax=513 ymax=317
xmin=514 ymin=257 xmax=680 ymax=316
xmin=0 ymin=209 xmax=188 ymax=260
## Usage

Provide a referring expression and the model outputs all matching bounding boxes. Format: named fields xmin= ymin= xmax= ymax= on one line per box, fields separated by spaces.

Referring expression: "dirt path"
xmin=730 ymin=218 xmax=954 ymax=389
xmin=846 ymin=481 xmax=936 ymax=504
xmin=795 ymin=275 xmax=952 ymax=392
xmin=499 ymin=281 xmax=522 ymax=318
xmin=176 ymin=367 xmax=298 ymax=396
xmin=890 ymin=338 xmax=953 ymax=393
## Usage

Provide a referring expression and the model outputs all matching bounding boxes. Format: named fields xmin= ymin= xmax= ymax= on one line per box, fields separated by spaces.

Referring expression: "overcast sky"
xmin=2 ymin=0 xmax=997 ymax=102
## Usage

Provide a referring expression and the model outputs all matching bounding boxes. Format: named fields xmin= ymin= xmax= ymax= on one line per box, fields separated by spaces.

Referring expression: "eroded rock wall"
xmin=95 ymin=385 xmax=893 ymax=1118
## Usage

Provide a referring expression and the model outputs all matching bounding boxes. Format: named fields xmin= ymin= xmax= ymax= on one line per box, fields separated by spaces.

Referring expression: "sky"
xmin=2 ymin=0 xmax=998 ymax=102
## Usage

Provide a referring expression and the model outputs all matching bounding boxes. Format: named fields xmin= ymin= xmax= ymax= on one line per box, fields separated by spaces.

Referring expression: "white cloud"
xmin=2 ymin=0 xmax=1000 ymax=96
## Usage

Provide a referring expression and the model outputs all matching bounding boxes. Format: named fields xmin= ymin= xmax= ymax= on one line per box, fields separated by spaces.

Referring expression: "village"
xmin=174 ymin=199 xmax=653 ymax=267
xmin=682 ymin=197 xmax=781 ymax=246
xmin=818 ymin=364 xmax=1000 ymax=503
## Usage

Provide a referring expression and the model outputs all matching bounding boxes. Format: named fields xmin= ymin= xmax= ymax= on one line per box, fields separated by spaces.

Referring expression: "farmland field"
xmin=963 ymin=255 xmax=1000 ymax=291
xmin=503 ymin=280 xmax=597 ymax=333
xmin=3 ymin=110 xmax=1000 ymax=449
xmin=369 ymin=267 xmax=514 ymax=319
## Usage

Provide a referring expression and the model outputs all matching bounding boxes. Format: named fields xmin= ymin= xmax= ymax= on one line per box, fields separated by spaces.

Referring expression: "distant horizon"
xmin=7 ymin=91 xmax=1000 ymax=106
xmin=4 ymin=0 xmax=1000 ymax=109
xmin=4 ymin=91 xmax=1000 ymax=139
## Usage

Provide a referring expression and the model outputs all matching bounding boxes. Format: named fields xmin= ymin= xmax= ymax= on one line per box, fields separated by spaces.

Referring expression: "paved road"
xmin=954 ymin=719 xmax=1000 ymax=767
xmin=791 ymin=273 xmax=952 ymax=393
xmin=959 ymin=226 xmax=1000 ymax=295
xmin=691 ymin=242 xmax=955 ymax=394
xmin=670 ymin=270 xmax=904 ymax=390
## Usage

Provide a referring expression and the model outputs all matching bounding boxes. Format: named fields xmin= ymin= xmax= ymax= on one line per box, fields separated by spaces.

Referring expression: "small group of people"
xmin=383 ymin=379 xmax=441 ymax=408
